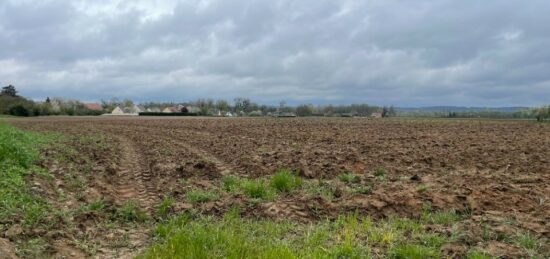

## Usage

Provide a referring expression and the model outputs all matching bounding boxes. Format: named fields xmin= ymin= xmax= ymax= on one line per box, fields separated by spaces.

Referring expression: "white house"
xmin=111 ymin=106 xmax=124 ymax=115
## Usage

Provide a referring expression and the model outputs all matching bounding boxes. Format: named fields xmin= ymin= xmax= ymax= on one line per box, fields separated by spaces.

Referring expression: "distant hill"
xmin=395 ymin=106 xmax=530 ymax=113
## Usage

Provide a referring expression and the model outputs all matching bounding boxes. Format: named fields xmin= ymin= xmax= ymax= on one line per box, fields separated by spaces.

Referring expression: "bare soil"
xmin=8 ymin=117 xmax=550 ymax=257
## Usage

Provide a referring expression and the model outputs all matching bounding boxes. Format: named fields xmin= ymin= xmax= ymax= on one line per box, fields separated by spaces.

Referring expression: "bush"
xmin=8 ymin=104 xmax=31 ymax=117
xmin=270 ymin=169 xmax=302 ymax=193
xmin=248 ymin=110 xmax=263 ymax=117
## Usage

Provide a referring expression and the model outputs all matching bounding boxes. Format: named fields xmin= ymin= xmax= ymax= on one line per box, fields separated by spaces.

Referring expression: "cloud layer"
xmin=1 ymin=0 xmax=549 ymax=106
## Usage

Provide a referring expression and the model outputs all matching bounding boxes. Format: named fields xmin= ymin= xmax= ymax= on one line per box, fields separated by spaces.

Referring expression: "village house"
xmin=84 ymin=103 xmax=103 ymax=111
xmin=111 ymin=106 xmax=124 ymax=115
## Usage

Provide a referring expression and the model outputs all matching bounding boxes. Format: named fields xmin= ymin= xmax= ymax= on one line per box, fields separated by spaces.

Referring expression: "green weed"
xmin=339 ymin=173 xmax=360 ymax=184
xmin=186 ymin=189 xmax=219 ymax=204
xmin=116 ymin=200 xmax=149 ymax=222
xmin=270 ymin=169 xmax=303 ymax=193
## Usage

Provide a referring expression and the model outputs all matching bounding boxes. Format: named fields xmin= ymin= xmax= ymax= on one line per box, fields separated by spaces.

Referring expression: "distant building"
xmin=84 ymin=103 xmax=103 ymax=111
xmin=123 ymin=105 xmax=142 ymax=115
xmin=111 ymin=106 xmax=124 ymax=115
xmin=146 ymin=107 xmax=161 ymax=112
xmin=371 ymin=112 xmax=383 ymax=118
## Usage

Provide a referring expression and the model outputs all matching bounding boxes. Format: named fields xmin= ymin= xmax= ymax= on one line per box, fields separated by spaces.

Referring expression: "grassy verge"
xmin=0 ymin=123 xmax=58 ymax=227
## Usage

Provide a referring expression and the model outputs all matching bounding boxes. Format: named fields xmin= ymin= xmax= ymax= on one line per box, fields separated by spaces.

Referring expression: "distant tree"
xmin=388 ymin=105 xmax=396 ymax=117
xmin=45 ymin=97 xmax=51 ymax=103
xmin=382 ymin=106 xmax=389 ymax=117
xmin=215 ymin=99 xmax=230 ymax=112
xmin=1 ymin=85 xmax=18 ymax=97
xmin=234 ymin=97 xmax=251 ymax=114
xmin=122 ymin=99 xmax=134 ymax=107
xmin=296 ymin=104 xmax=314 ymax=117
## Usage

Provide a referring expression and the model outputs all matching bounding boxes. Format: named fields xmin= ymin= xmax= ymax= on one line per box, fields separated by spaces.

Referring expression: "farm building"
xmin=371 ymin=112 xmax=383 ymax=118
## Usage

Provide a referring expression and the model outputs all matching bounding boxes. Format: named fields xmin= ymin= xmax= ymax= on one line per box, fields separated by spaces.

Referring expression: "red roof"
xmin=84 ymin=103 xmax=103 ymax=111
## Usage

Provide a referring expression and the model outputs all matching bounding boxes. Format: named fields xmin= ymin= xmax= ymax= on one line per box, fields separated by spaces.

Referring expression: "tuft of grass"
xmin=242 ymin=179 xmax=273 ymax=200
xmin=186 ymin=190 xmax=219 ymax=204
xmin=156 ymin=196 xmax=174 ymax=218
xmin=116 ymin=200 xmax=149 ymax=222
xmin=374 ymin=167 xmax=387 ymax=178
xmin=388 ymin=244 xmax=439 ymax=259
xmin=87 ymin=199 xmax=107 ymax=212
xmin=339 ymin=173 xmax=360 ymax=184
xmin=515 ymin=232 xmax=541 ymax=251
xmin=421 ymin=209 xmax=461 ymax=225
xmin=304 ymin=180 xmax=334 ymax=200
xmin=270 ymin=169 xmax=303 ymax=193
xmin=221 ymin=175 xmax=241 ymax=192
xmin=466 ymin=249 xmax=492 ymax=259
xmin=416 ymin=184 xmax=430 ymax=193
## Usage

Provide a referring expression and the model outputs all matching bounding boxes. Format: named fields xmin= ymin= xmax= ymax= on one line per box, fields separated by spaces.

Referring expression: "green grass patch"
xmin=416 ymin=184 xmax=430 ymax=193
xmin=466 ymin=249 xmax=492 ymax=259
xmin=388 ymin=244 xmax=439 ymax=259
xmin=304 ymin=180 xmax=334 ymax=200
xmin=373 ymin=167 xmax=387 ymax=178
xmin=186 ymin=189 xmax=219 ymax=204
xmin=115 ymin=200 xmax=149 ymax=222
xmin=515 ymin=232 xmax=541 ymax=251
xmin=242 ymin=179 xmax=273 ymax=200
xmin=156 ymin=196 xmax=175 ymax=218
xmin=141 ymin=211 xmax=457 ymax=258
xmin=421 ymin=208 xmax=462 ymax=225
xmin=0 ymin=123 xmax=58 ymax=226
xmin=270 ymin=169 xmax=303 ymax=193
xmin=339 ymin=173 xmax=360 ymax=184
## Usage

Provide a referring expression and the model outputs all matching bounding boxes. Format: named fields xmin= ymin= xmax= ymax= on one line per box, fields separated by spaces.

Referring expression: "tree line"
xmin=0 ymin=85 xmax=102 ymax=116
xmin=2 ymin=84 xmax=548 ymax=120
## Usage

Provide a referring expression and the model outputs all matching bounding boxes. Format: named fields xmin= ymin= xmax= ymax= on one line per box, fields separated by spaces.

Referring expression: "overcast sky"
xmin=1 ymin=0 xmax=549 ymax=106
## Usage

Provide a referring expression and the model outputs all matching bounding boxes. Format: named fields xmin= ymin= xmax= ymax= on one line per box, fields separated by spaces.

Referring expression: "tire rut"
xmin=114 ymin=137 xmax=157 ymax=212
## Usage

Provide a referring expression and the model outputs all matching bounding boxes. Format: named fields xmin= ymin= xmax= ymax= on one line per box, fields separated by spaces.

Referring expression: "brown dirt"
xmin=7 ymin=116 xmax=550 ymax=257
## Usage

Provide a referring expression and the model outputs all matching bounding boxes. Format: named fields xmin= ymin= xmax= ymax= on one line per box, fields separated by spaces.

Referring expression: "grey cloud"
xmin=1 ymin=0 xmax=550 ymax=106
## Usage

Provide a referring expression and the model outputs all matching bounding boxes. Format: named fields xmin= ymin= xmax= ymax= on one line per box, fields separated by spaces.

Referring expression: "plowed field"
xmin=8 ymin=117 xmax=550 ymax=257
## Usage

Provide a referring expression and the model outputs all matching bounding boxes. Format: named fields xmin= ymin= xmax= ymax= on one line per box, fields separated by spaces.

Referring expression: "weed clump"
xmin=270 ymin=169 xmax=303 ymax=193
xmin=242 ymin=179 xmax=272 ymax=199
xmin=374 ymin=167 xmax=387 ymax=178
xmin=116 ymin=200 xmax=149 ymax=222
xmin=186 ymin=190 xmax=219 ymax=204
xmin=339 ymin=173 xmax=360 ymax=184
